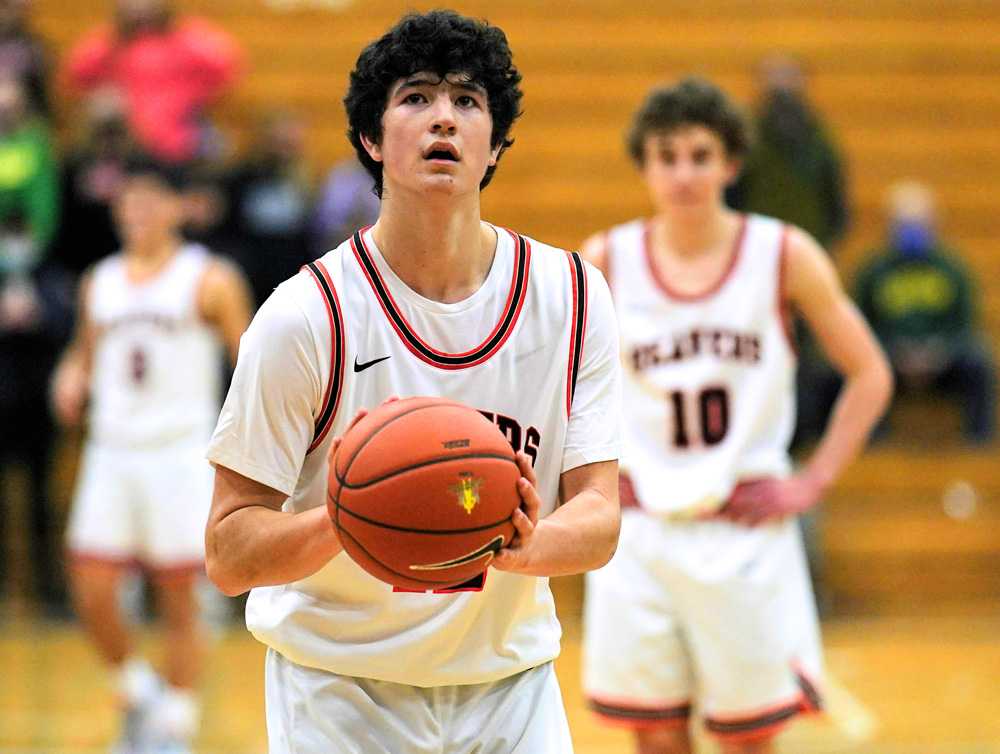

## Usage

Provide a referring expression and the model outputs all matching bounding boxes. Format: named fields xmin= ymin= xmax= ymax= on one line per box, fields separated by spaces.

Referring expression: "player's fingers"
xmin=515 ymin=452 xmax=537 ymax=486
xmin=516 ymin=477 xmax=541 ymax=526
xmin=382 ymin=394 xmax=400 ymax=405
xmin=347 ymin=408 xmax=369 ymax=430
xmin=511 ymin=506 xmax=535 ymax=540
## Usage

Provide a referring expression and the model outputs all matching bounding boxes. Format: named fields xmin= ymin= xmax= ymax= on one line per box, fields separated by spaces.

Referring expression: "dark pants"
xmin=928 ymin=341 xmax=997 ymax=444
xmin=0 ymin=337 xmax=65 ymax=608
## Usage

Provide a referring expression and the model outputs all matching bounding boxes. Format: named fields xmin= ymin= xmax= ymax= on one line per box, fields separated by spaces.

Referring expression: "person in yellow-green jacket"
xmin=855 ymin=181 xmax=995 ymax=445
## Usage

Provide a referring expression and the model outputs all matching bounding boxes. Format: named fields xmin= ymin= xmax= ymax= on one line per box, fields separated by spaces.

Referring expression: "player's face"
xmin=363 ymin=72 xmax=500 ymax=198
xmin=114 ymin=175 xmax=183 ymax=249
xmin=641 ymin=126 xmax=740 ymax=212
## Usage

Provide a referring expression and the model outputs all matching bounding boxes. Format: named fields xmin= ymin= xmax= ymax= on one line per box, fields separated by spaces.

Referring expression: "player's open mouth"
xmin=423 ymin=143 xmax=460 ymax=161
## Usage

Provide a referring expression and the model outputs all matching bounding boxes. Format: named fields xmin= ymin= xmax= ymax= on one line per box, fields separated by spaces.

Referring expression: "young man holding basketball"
xmin=580 ymin=78 xmax=893 ymax=754
xmin=53 ymin=156 xmax=252 ymax=754
xmin=204 ymin=10 xmax=622 ymax=752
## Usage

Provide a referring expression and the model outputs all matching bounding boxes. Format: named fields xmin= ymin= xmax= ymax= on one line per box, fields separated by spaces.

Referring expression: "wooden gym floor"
xmin=2 ymin=579 xmax=999 ymax=754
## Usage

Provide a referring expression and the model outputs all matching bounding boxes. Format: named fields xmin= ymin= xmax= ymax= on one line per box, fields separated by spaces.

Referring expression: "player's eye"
xmin=692 ymin=148 xmax=712 ymax=164
xmin=403 ymin=92 xmax=427 ymax=105
xmin=455 ymin=95 xmax=479 ymax=108
xmin=659 ymin=150 xmax=676 ymax=165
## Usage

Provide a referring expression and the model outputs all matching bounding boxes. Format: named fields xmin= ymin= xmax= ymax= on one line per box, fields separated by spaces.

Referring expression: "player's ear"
xmin=360 ymin=133 xmax=383 ymax=163
xmin=487 ymin=143 xmax=502 ymax=167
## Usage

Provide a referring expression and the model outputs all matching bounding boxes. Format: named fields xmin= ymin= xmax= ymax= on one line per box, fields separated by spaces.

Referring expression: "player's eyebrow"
xmin=393 ymin=74 xmax=486 ymax=98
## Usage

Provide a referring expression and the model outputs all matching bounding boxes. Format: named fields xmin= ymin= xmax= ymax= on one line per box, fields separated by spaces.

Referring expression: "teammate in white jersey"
xmin=204 ymin=10 xmax=622 ymax=754
xmin=52 ymin=156 xmax=252 ymax=754
xmin=580 ymin=78 xmax=893 ymax=754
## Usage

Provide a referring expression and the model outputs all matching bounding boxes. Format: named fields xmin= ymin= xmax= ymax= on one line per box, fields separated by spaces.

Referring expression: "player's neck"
xmin=371 ymin=195 xmax=496 ymax=304
xmin=654 ymin=206 xmax=740 ymax=259
xmin=124 ymin=235 xmax=180 ymax=283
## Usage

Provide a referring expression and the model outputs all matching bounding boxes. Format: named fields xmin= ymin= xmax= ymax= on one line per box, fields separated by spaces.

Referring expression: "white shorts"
xmin=66 ymin=440 xmax=214 ymax=573
xmin=264 ymin=649 xmax=574 ymax=754
xmin=583 ymin=510 xmax=823 ymax=742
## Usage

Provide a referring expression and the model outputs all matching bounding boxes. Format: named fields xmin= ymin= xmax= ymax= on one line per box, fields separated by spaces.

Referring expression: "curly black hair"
xmin=626 ymin=77 xmax=751 ymax=165
xmin=344 ymin=9 xmax=523 ymax=198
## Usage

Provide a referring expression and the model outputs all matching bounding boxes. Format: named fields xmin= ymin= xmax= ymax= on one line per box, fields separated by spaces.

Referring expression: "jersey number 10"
xmin=669 ymin=387 xmax=730 ymax=449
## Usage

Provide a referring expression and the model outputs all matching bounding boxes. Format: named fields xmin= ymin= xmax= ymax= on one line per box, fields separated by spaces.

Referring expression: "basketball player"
xmin=580 ymin=78 xmax=893 ymax=754
xmin=52 ymin=156 xmax=252 ymax=754
xmin=204 ymin=10 xmax=621 ymax=753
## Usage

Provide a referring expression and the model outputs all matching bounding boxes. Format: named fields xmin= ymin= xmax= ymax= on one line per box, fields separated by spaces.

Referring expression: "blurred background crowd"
xmin=0 ymin=0 xmax=996 ymax=680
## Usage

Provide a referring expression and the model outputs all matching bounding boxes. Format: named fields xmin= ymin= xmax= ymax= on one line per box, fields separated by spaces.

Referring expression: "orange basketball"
xmin=327 ymin=397 xmax=520 ymax=591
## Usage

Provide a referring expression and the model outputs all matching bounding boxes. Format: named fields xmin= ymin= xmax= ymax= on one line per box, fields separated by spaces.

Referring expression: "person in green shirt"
xmin=855 ymin=181 xmax=995 ymax=445
xmin=0 ymin=74 xmax=57 ymax=275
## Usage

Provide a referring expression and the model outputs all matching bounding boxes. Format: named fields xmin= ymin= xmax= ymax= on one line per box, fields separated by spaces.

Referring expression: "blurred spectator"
xmin=0 ymin=74 xmax=57 ymax=263
xmin=855 ymin=181 xmax=996 ymax=445
xmin=182 ymin=165 xmax=230 ymax=252
xmin=0 ymin=0 xmax=51 ymax=117
xmin=311 ymin=156 xmax=379 ymax=254
xmin=727 ymin=54 xmax=849 ymax=250
xmin=728 ymin=55 xmax=850 ymax=447
xmin=0 ymin=213 xmax=74 ymax=615
xmin=63 ymin=0 xmax=243 ymax=164
xmin=220 ymin=109 xmax=313 ymax=306
xmin=53 ymin=89 xmax=133 ymax=274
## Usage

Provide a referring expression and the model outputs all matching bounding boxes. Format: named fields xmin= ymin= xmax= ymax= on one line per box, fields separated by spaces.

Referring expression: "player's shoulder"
xmin=507 ymin=228 xmax=612 ymax=306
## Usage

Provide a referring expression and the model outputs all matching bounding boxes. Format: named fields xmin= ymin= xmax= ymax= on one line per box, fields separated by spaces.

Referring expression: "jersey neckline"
xmin=350 ymin=226 xmax=531 ymax=369
xmin=642 ymin=215 xmax=748 ymax=302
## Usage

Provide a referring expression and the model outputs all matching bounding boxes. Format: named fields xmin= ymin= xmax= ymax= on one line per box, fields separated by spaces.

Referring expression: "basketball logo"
xmin=451 ymin=473 xmax=483 ymax=515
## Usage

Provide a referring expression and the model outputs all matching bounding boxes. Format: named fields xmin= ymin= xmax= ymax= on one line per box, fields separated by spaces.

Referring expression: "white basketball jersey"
xmin=88 ymin=245 xmax=223 ymax=447
xmin=207 ymin=225 xmax=621 ymax=687
xmin=607 ymin=214 xmax=795 ymax=517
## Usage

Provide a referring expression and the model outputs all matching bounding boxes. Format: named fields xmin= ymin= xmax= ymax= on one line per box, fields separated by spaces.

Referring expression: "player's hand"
xmin=717 ymin=475 xmax=824 ymax=526
xmin=50 ymin=360 xmax=88 ymax=427
xmin=328 ymin=395 xmax=400 ymax=460
xmin=491 ymin=452 xmax=541 ymax=573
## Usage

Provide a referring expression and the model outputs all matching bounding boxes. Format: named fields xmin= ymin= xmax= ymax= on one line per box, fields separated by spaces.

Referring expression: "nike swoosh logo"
xmin=408 ymin=535 xmax=506 ymax=571
xmin=353 ymin=355 xmax=391 ymax=373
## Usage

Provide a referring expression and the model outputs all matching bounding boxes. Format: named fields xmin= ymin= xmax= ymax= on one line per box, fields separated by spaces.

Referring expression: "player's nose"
xmin=428 ymin=94 xmax=458 ymax=135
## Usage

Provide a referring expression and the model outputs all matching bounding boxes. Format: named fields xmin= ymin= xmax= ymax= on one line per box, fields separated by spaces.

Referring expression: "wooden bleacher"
xmin=32 ymin=1 xmax=1000 ymax=613
xmin=823 ymin=449 xmax=1000 ymax=615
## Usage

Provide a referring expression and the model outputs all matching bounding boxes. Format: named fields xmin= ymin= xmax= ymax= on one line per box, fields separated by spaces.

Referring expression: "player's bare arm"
xmin=579 ymin=233 xmax=610 ymax=278
xmin=51 ymin=270 xmax=95 ymax=427
xmin=205 ymin=466 xmax=343 ymax=596
xmin=492 ymin=458 xmax=619 ymax=576
xmin=197 ymin=257 xmax=254 ymax=363
xmin=723 ymin=228 xmax=893 ymax=525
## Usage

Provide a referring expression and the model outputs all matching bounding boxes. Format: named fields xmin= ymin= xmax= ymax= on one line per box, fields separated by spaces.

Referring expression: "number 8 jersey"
xmin=606 ymin=213 xmax=795 ymax=518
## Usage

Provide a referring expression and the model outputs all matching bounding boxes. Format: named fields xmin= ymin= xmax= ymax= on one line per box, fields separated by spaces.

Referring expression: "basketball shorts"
xmin=264 ymin=650 xmax=574 ymax=753
xmin=66 ymin=440 xmax=214 ymax=573
xmin=583 ymin=509 xmax=823 ymax=742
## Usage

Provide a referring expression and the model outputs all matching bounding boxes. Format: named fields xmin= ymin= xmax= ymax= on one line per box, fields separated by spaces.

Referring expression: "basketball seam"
xmin=335 ymin=524 xmax=482 ymax=587
xmin=328 ymin=493 xmax=515 ymax=535
xmin=337 ymin=452 xmax=519 ymax=489
xmin=337 ymin=400 xmax=464 ymax=480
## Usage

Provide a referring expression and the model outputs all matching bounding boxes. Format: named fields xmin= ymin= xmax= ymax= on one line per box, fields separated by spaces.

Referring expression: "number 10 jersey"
xmin=606 ymin=213 xmax=795 ymax=518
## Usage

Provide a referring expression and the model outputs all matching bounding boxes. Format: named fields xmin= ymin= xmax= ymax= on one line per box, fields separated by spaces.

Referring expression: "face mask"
xmin=892 ymin=220 xmax=934 ymax=259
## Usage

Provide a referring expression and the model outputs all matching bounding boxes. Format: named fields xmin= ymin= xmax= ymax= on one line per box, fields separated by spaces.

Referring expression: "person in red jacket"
xmin=64 ymin=0 xmax=243 ymax=164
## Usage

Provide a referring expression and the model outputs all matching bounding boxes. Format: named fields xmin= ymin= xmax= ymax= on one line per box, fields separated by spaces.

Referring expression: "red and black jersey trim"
xmin=705 ymin=702 xmax=801 ymax=738
xmin=705 ymin=670 xmax=822 ymax=739
xmin=565 ymin=251 xmax=588 ymax=416
xmin=589 ymin=698 xmax=692 ymax=724
xmin=351 ymin=228 xmax=530 ymax=370
xmin=304 ymin=261 xmax=345 ymax=453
